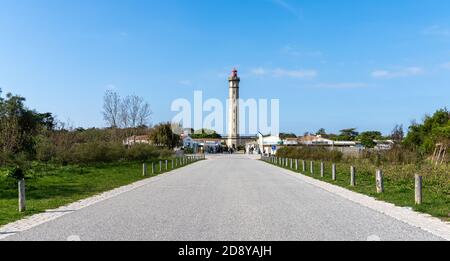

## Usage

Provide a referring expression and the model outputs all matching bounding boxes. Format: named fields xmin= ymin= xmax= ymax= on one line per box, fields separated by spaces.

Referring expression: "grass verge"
xmin=0 ymin=157 xmax=201 ymax=227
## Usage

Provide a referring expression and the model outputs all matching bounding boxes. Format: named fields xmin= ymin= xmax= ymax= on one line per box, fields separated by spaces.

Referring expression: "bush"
xmin=276 ymin=147 xmax=343 ymax=162
xmin=183 ymin=147 xmax=194 ymax=154
xmin=125 ymin=144 xmax=161 ymax=162
xmin=35 ymin=136 xmax=56 ymax=162
xmin=47 ymin=141 xmax=175 ymax=165
xmin=69 ymin=142 xmax=121 ymax=164
xmin=6 ymin=166 xmax=25 ymax=180
xmin=359 ymin=145 xmax=425 ymax=165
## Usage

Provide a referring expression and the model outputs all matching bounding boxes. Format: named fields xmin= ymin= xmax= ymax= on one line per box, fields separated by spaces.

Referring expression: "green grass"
xmin=0 ymin=158 xmax=201 ymax=227
xmin=264 ymin=158 xmax=450 ymax=221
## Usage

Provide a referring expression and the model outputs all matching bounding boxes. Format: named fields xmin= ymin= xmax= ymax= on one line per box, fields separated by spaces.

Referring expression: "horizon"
xmin=1 ymin=0 xmax=449 ymax=135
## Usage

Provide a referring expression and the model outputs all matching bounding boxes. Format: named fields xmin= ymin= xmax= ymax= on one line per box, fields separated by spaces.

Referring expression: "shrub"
xmin=184 ymin=147 xmax=194 ymax=154
xmin=35 ymin=136 xmax=56 ymax=162
xmin=6 ymin=166 xmax=25 ymax=180
xmin=360 ymin=145 xmax=424 ymax=165
xmin=55 ymin=142 xmax=125 ymax=164
xmin=47 ymin=141 xmax=174 ymax=165
xmin=125 ymin=144 xmax=161 ymax=162
xmin=277 ymin=147 xmax=343 ymax=162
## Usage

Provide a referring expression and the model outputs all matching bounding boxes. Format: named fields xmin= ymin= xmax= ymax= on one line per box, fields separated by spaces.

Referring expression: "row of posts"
xmin=261 ymin=155 xmax=424 ymax=205
xmin=142 ymin=154 xmax=205 ymax=177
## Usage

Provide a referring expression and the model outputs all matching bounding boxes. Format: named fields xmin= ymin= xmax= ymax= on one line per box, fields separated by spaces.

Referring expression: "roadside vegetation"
xmin=274 ymin=108 xmax=450 ymax=221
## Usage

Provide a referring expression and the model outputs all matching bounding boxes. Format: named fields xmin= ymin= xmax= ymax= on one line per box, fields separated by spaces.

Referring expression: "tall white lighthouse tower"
xmin=227 ymin=68 xmax=240 ymax=148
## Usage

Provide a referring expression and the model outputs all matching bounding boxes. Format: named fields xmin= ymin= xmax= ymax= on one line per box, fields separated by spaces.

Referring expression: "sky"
xmin=0 ymin=0 xmax=449 ymax=135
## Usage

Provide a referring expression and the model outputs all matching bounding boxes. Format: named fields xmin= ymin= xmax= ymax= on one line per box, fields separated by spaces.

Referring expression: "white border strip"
xmin=274 ymin=164 xmax=450 ymax=241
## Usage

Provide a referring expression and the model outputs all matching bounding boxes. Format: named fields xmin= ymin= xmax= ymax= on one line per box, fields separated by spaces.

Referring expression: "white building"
xmin=123 ymin=135 xmax=150 ymax=146
xmin=375 ymin=140 xmax=395 ymax=150
xmin=283 ymin=138 xmax=299 ymax=146
xmin=299 ymin=135 xmax=334 ymax=146
xmin=182 ymin=136 xmax=197 ymax=148
xmin=257 ymin=132 xmax=282 ymax=155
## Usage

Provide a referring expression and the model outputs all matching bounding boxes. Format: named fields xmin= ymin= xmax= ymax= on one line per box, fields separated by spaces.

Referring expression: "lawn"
xmin=264 ymin=158 xmax=450 ymax=221
xmin=0 ymin=157 xmax=200 ymax=227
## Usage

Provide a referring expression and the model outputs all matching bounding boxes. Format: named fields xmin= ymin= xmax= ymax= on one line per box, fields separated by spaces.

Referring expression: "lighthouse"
xmin=227 ymin=68 xmax=240 ymax=148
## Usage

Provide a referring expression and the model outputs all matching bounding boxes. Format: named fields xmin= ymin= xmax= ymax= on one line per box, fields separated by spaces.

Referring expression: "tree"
xmin=137 ymin=101 xmax=152 ymax=127
xmin=358 ymin=131 xmax=382 ymax=148
xmin=191 ymin=129 xmax=221 ymax=139
xmin=0 ymin=90 xmax=54 ymax=162
xmin=391 ymin=124 xmax=404 ymax=143
xmin=103 ymin=91 xmax=153 ymax=129
xmin=119 ymin=96 xmax=130 ymax=128
xmin=279 ymin=133 xmax=297 ymax=139
xmin=149 ymin=122 xmax=181 ymax=149
xmin=404 ymin=108 xmax=450 ymax=153
xmin=119 ymin=95 xmax=152 ymax=128
xmin=316 ymin=128 xmax=327 ymax=136
xmin=103 ymin=90 xmax=121 ymax=128
xmin=337 ymin=128 xmax=359 ymax=141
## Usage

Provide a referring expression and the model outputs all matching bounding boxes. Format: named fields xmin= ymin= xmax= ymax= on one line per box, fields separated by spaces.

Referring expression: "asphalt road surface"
xmin=3 ymin=154 xmax=442 ymax=241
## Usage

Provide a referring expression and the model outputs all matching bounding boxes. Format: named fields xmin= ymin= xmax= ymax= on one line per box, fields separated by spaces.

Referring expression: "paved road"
xmin=3 ymin=155 xmax=442 ymax=241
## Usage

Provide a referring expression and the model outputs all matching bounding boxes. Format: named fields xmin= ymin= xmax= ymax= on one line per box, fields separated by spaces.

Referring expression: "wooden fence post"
xmin=302 ymin=160 xmax=306 ymax=172
xmin=159 ymin=161 xmax=162 ymax=172
xmin=290 ymin=159 xmax=293 ymax=169
xmin=332 ymin=163 xmax=336 ymax=181
xmin=18 ymin=179 xmax=26 ymax=212
xmin=165 ymin=160 xmax=168 ymax=170
xmin=350 ymin=166 xmax=356 ymax=186
xmin=320 ymin=162 xmax=324 ymax=177
xmin=415 ymin=174 xmax=422 ymax=205
xmin=310 ymin=161 xmax=314 ymax=175
xmin=143 ymin=163 xmax=147 ymax=176
xmin=376 ymin=170 xmax=384 ymax=193
xmin=296 ymin=159 xmax=299 ymax=170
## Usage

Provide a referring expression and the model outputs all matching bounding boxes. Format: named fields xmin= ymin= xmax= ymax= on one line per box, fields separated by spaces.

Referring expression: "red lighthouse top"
xmin=231 ymin=68 xmax=238 ymax=77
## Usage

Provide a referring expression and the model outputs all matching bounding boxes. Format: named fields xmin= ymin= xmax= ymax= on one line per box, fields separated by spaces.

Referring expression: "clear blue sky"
xmin=1 ymin=0 xmax=449 ymax=135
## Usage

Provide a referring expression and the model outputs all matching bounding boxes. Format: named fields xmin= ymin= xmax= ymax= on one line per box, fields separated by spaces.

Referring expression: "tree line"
xmin=0 ymin=89 xmax=180 ymax=167
xmin=282 ymin=118 xmax=437 ymax=150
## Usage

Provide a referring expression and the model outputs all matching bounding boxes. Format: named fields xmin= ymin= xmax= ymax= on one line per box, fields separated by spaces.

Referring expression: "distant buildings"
xmin=123 ymin=135 xmax=151 ymax=146
xmin=374 ymin=140 xmax=395 ymax=151
xmin=249 ymin=133 xmax=282 ymax=155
